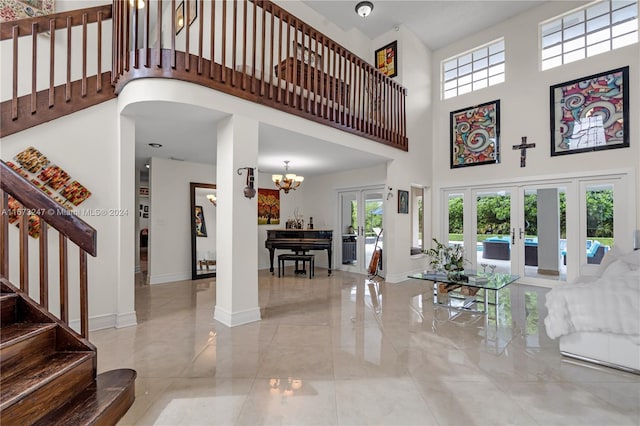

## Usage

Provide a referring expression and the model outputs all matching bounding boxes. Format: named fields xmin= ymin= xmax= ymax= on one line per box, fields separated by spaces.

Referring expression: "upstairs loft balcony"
xmin=1 ymin=0 xmax=408 ymax=151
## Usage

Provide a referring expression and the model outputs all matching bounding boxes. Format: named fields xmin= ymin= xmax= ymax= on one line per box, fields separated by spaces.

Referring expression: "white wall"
xmin=430 ymin=2 xmax=639 ymax=231
xmin=0 ymin=100 xmax=136 ymax=331
xmin=148 ymin=157 xmax=216 ymax=284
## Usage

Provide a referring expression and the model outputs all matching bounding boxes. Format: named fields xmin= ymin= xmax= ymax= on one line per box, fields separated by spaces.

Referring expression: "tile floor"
xmin=90 ymin=268 xmax=640 ymax=425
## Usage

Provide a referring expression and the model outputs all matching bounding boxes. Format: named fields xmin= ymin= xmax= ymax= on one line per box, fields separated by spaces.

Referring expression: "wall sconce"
xmin=237 ymin=167 xmax=256 ymax=199
xmin=206 ymin=193 xmax=217 ymax=206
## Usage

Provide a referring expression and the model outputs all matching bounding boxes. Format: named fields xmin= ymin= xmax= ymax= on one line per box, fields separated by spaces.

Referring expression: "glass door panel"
xmin=475 ymin=189 xmax=513 ymax=275
xmin=340 ymin=191 xmax=359 ymax=270
xmin=584 ymin=183 xmax=614 ymax=265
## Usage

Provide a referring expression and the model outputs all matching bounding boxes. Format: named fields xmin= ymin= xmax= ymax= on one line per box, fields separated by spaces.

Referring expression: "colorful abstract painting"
xmin=258 ymin=188 xmax=280 ymax=225
xmin=0 ymin=0 xmax=54 ymax=22
xmin=450 ymin=100 xmax=500 ymax=169
xmin=551 ymin=67 xmax=629 ymax=156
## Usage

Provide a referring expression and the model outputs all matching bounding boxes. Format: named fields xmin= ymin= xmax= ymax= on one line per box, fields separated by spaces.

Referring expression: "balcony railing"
xmin=112 ymin=0 xmax=408 ymax=150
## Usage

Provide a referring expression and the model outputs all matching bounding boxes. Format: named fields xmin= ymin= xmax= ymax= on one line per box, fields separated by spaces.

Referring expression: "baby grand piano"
xmin=265 ymin=229 xmax=333 ymax=275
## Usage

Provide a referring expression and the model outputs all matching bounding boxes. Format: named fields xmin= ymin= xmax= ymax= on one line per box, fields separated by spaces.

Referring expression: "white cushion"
xmin=621 ymin=249 xmax=640 ymax=268
xmin=602 ymin=259 xmax=632 ymax=277
xmin=597 ymin=245 xmax=623 ymax=276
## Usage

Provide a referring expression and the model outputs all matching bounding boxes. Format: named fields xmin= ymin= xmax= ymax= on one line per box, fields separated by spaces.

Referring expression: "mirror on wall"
xmin=190 ymin=182 xmax=217 ymax=280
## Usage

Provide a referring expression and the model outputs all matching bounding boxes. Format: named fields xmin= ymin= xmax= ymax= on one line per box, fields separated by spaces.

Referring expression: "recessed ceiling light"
xmin=148 ymin=143 xmax=163 ymax=148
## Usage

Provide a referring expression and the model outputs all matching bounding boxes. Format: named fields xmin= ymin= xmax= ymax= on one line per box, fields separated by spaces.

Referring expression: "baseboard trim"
xmin=69 ymin=313 xmax=116 ymax=333
xmin=149 ymin=272 xmax=191 ymax=284
xmin=214 ymin=305 xmax=261 ymax=327
xmin=116 ymin=311 xmax=138 ymax=328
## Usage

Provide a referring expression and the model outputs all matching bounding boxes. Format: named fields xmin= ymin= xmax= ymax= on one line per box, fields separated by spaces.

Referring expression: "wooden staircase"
xmin=0 ymin=279 xmax=136 ymax=425
xmin=1 ymin=161 xmax=136 ymax=424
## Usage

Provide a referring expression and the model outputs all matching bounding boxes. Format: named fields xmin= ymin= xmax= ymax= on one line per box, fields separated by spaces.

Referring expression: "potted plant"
xmin=424 ymin=238 xmax=467 ymax=280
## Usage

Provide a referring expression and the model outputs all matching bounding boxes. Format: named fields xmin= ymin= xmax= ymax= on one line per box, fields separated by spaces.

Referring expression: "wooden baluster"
xmin=332 ymin=43 xmax=338 ymax=122
xmin=97 ymin=11 xmax=103 ymax=92
xmin=111 ymin=1 xmax=116 ymax=84
xmin=198 ymin=0 xmax=203 ymax=74
xmin=354 ymin=59 xmax=360 ymax=131
xmin=221 ymin=0 xmax=226 ymax=82
xmin=19 ymin=211 xmax=28 ymax=292
xmin=231 ymin=0 xmax=237 ymax=86
xmin=79 ymin=250 xmax=88 ymax=338
xmin=210 ymin=0 xmax=216 ymax=79
xmin=0 ymin=191 xmax=8 ymax=278
xmin=303 ymin=26 xmax=310 ymax=113
xmin=339 ymin=50 xmax=345 ymax=125
xmin=12 ymin=26 xmax=18 ymax=120
xmin=39 ymin=221 xmax=48 ymax=309
xmin=292 ymin=19 xmax=298 ymax=109
xmin=49 ymin=19 xmax=55 ymax=106
xmin=312 ymin=33 xmax=319 ymax=116
xmin=157 ymin=0 xmax=163 ymax=68
xmin=66 ymin=16 xmax=72 ymax=101
xmin=260 ymin=1 xmax=266 ymax=97
xmin=30 ymin=23 xmax=37 ymax=114
xmin=402 ymin=88 xmax=407 ymax=147
xmin=125 ymin=0 xmax=130 ymax=71
xmin=185 ymin=0 xmax=190 ymax=72
xmin=82 ymin=13 xmax=87 ymax=97
xmin=171 ymin=0 xmax=176 ymax=69
xmin=250 ymin=0 xmax=257 ymax=93
xmin=59 ymin=234 xmax=68 ymax=324
xmin=269 ymin=5 xmax=274 ymax=99
xmin=319 ymin=35 xmax=326 ymax=119
xmin=241 ymin=0 xmax=247 ymax=90
xmin=133 ymin=2 xmax=139 ymax=69
xmin=144 ymin=0 xmax=150 ymax=68
xmin=275 ymin=10 xmax=282 ymax=102
xmin=284 ymin=15 xmax=291 ymax=106
xmin=348 ymin=54 xmax=354 ymax=128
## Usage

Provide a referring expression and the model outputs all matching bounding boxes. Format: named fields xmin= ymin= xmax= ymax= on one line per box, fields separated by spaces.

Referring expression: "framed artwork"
xmin=398 ymin=190 xmax=409 ymax=214
xmin=294 ymin=42 xmax=322 ymax=69
xmin=0 ymin=0 xmax=55 ymax=22
xmin=450 ymin=100 xmax=500 ymax=169
xmin=175 ymin=2 xmax=184 ymax=35
xmin=258 ymin=188 xmax=280 ymax=225
xmin=194 ymin=205 xmax=207 ymax=237
xmin=375 ymin=41 xmax=397 ymax=78
xmin=187 ymin=0 xmax=196 ymax=25
xmin=550 ymin=66 xmax=629 ymax=156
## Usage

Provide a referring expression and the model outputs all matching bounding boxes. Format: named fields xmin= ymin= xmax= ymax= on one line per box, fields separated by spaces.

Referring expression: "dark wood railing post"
xmin=1 ymin=191 xmax=8 ymax=278
xmin=39 ymin=221 xmax=49 ymax=309
xmin=59 ymin=234 xmax=68 ymax=323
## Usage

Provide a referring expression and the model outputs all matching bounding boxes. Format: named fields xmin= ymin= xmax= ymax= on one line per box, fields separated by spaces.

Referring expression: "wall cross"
xmin=512 ymin=136 xmax=536 ymax=168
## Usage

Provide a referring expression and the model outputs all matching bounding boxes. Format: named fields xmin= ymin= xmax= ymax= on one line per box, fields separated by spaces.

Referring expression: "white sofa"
xmin=545 ymin=247 xmax=640 ymax=374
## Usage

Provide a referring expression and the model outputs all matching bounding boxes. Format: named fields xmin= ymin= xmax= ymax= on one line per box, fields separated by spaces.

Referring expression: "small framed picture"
xmin=398 ymin=190 xmax=409 ymax=214
xmin=375 ymin=41 xmax=397 ymax=78
xmin=175 ymin=2 xmax=184 ymax=35
xmin=550 ymin=66 xmax=629 ymax=156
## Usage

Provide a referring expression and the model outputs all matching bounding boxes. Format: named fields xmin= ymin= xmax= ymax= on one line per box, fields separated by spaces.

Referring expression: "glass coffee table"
xmin=408 ymin=271 xmax=520 ymax=314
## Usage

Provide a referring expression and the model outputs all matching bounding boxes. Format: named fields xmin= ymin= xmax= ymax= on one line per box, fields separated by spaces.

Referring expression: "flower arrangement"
xmin=424 ymin=238 xmax=467 ymax=277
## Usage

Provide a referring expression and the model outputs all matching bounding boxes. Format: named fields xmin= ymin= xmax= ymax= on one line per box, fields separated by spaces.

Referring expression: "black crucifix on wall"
xmin=512 ymin=136 xmax=536 ymax=167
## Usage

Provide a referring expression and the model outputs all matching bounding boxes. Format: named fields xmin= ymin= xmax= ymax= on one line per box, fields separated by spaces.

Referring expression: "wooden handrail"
xmin=0 ymin=161 xmax=96 ymax=256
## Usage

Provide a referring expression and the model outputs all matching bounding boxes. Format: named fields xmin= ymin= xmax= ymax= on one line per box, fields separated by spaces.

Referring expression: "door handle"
xmin=519 ymin=228 xmax=524 ymax=239
xmin=511 ymin=228 xmax=515 ymax=245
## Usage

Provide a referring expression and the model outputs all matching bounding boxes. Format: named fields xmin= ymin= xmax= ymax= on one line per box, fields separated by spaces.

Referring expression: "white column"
xmin=116 ymin=113 xmax=138 ymax=328
xmin=537 ymin=188 xmax=560 ymax=275
xmin=215 ymin=115 xmax=261 ymax=327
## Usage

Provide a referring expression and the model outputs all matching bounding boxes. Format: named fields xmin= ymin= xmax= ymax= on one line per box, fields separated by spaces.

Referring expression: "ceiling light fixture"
xmin=145 ymin=163 xmax=150 ymax=169
xmin=148 ymin=143 xmax=163 ymax=148
xmin=272 ymin=161 xmax=304 ymax=194
xmin=355 ymin=1 xmax=374 ymax=17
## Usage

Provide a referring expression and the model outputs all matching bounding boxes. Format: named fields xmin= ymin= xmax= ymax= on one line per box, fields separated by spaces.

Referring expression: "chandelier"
xmin=272 ymin=161 xmax=304 ymax=193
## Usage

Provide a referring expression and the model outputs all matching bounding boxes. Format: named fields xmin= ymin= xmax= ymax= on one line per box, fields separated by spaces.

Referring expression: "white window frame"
xmin=540 ymin=0 xmax=638 ymax=71
xmin=441 ymin=38 xmax=505 ymax=100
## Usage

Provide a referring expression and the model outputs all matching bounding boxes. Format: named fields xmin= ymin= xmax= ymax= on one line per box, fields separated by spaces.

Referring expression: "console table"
xmin=275 ymin=58 xmax=349 ymax=107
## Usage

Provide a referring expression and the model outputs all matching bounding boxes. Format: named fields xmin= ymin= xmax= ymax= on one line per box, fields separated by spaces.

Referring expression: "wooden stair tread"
xmin=0 ymin=293 xmax=17 ymax=300
xmin=33 ymin=368 xmax=137 ymax=426
xmin=0 ymin=351 xmax=94 ymax=409
xmin=0 ymin=323 xmax=56 ymax=349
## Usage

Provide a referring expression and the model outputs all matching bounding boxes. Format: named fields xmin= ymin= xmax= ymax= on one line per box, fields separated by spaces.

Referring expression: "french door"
xmin=338 ymin=187 xmax=384 ymax=274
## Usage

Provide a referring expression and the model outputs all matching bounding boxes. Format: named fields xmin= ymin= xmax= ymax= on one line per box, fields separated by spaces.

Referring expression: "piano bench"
xmin=278 ymin=254 xmax=315 ymax=279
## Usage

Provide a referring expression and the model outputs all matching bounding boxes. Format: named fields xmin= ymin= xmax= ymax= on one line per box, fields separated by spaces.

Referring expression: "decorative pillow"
xmin=602 ymin=259 xmax=632 ymax=277
xmin=597 ymin=245 xmax=623 ymax=276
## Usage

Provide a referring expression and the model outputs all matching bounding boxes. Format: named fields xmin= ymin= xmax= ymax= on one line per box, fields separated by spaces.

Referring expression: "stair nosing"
xmin=0 ymin=351 xmax=95 ymax=410
xmin=0 ymin=323 xmax=56 ymax=350
xmin=0 ymin=293 xmax=18 ymax=300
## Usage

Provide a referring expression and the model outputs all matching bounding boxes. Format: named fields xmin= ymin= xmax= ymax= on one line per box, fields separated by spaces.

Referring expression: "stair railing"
xmin=0 ymin=5 xmax=115 ymax=138
xmin=0 ymin=160 xmax=97 ymax=338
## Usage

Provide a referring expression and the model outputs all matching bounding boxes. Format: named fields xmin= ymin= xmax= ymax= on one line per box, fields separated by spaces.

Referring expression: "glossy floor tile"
xmin=90 ymin=269 xmax=640 ymax=425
